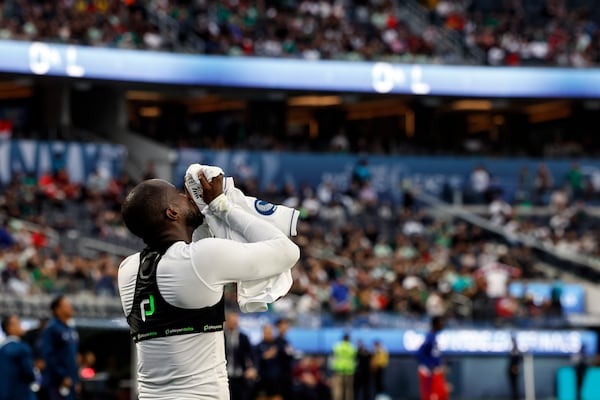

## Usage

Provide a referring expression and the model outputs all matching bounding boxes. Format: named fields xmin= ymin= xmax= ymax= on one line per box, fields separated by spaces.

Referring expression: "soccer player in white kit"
xmin=118 ymin=173 xmax=300 ymax=399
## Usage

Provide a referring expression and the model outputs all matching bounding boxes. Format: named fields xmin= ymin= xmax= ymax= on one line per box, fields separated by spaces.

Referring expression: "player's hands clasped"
xmin=198 ymin=172 xmax=224 ymax=205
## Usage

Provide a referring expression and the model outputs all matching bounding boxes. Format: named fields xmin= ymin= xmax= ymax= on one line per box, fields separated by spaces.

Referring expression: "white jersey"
xmin=118 ymin=197 xmax=300 ymax=399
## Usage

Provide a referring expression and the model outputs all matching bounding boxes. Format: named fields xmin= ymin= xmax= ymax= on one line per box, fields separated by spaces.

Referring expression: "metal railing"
xmin=3 ymin=215 xmax=60 ymax=249
xmin=400 ymin=0 xmax=485 ymax=64
xmin=416 ymin=190 xmax=600 ymax=281
xmin=78 ymin=236 xmax=141 ymax=259
xmin=0 ymin=292 xmax=577 ymax=329
xmin=0 ymin=292 xmax=124 ymax=320
xmin=146 ymin=4 xmax=203 ymax=53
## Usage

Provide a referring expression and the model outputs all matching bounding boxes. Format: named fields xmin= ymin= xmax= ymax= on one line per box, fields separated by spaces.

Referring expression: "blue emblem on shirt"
xmin=254 ymin=199 xmax=277 ymax=215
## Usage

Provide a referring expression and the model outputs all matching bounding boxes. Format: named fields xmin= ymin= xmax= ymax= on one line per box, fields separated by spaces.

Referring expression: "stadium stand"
xmin=0 ymin=162 xmax=590 ymax=328
xmin=0 ymin=0 xmax=454 ymax=62
xmin=2 ymin=0 xmax=600 ymax=67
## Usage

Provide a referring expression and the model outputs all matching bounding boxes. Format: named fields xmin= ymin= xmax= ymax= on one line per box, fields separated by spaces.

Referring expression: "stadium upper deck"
xmin=0 ymin=0 xmax=598 ymax=67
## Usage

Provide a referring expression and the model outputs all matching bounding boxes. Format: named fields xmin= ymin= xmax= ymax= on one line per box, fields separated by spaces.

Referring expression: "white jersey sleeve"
xmin=190 ymin=194 xmax=300 ymax=287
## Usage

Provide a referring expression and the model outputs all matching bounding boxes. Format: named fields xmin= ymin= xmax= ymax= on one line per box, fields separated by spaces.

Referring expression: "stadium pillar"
xmin=70 ymin=85 xmax=128 ymax=136
xmin=524 ymin=353 xmax=536 ymax=400
xmin=32 ymin=82 xmax=72 ymax=138
xmin=246 ymin=99 xmax=287 ymax=146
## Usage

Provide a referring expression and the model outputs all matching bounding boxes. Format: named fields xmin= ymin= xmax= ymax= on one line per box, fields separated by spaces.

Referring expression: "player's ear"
xmin=165 ymin=206 xmax=179 ymax=221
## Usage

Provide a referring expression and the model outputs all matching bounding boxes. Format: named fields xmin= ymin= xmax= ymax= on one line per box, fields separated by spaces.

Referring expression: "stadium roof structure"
xmin=1 ymin=40 xmax=600 ymax=98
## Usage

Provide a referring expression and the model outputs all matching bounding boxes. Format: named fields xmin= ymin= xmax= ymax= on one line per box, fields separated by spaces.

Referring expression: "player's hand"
xmin=199 ymin=172 xmax=224 ymax=205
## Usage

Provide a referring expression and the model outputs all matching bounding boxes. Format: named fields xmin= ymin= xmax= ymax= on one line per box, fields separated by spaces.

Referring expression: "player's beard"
xmin=185 ymin=208 xmax=204 ymax=228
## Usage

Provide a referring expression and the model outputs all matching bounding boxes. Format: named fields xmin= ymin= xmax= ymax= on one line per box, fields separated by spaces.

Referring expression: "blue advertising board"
xmin=1 ymin=40 xmax=600 ymax=98
xmin=238 ymin=323 xmax=597 ymax=356
xmin=0 ymin=139 xmax=126 ymax=184
xmin=175 ymin=149 xmax=600 ymax=202
xmin=509 ymin=282 xmax=586 ymax=314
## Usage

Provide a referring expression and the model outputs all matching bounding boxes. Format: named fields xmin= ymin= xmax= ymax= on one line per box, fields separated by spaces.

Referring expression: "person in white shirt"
xmin=470 ymin=165 xmax=490 ymax=202
xmin=118 ymin=173 xmax=300 ymax=400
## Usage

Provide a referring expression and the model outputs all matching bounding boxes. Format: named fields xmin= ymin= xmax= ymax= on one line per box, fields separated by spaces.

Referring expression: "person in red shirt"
xmin=293 ymin=355 xmax=329 ymax=400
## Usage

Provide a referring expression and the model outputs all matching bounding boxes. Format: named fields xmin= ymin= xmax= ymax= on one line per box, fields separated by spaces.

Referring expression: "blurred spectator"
xmin=352 ymin=159 xmax=371 ymax=188
xmin=371 ymin=340 xmax=389 ymax=397
xmin=425 ymin=289 xmax=448 ymax=317
xmin=330 ymin=130 xmax=350 ymax=153
xmin=86 ymin=167 xmax=111 ymax=196
xmin=1 ymin=251 xmax=30 ymax=295
xmin=573 ymin=344 xmax=589 ymax=400
xmin=330 ymin=275 xmax=353 ymax=321
xmin=0 ymin=314 xmax=37 ymax=400
xmin=416 ymin=316 xmax=448 ymax=400
xmin=354 ymin=339 xmax=372 ymax=400
xmin=292 ymin=355 xmax=330 ymax=400
xmin=255 ymin=324 xmax=283 ymax=400
xmin=507 ymin=335 xmax=522 ymax=400
xmin=224 ymin=310 xmax=257 ymax=400
xmin=565 ymin=163 xmax=584 ymax=201
xmin=23 ymin=317 xmax=49 ymax=385
xmin=275 ymin=318 xmax=295 ymax=400
xmin=475 ymin=259 xmax=521 ymax=299
xmin=0 ymin=219 xmax=16 ymax=250
xmin=40 ymin=295 xmax=80 ymax=400
xmin=534 ymin=164 xmax=554 ymax=205
xmin=94 ymin=253 xmax=118 ymax=297
xmin=469 ymin=165 xmax=490 ymax=203
xmin=489 ymin=193 xmax=513 ymax=226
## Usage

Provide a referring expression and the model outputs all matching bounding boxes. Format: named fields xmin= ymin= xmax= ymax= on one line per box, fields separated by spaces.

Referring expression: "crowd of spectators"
xmin=465 ymin=162 xmax=600 ymax=261
xmin=0 ymin=159 xmax=137 ymax=298
xmin=421 ymin=0 xmax=600 ymax=67
xmin=1 ymin=154 xmax=591 ymax=327
xmin=2 ymin=0 xmax=600 ymax=66
xmin=0 ymin=0 xmax=445 ymax=63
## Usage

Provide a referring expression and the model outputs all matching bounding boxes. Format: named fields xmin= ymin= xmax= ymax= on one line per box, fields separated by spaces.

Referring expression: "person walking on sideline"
xmin=416 ymin=316 xmax=448 ymax=400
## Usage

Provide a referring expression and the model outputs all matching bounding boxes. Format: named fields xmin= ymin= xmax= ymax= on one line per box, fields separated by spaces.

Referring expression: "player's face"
xmin=175 ymin=187 xmax=204 ymax=228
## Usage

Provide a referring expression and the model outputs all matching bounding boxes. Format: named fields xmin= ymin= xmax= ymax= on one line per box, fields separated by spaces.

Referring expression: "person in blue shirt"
xmin=0 ymin=314 xmax=37 ymax=400
xmin=416 ymin=317 xmax=443 ymax=372
xmin=39 ymin=295 xmax=79 ymax=400
xmin=0 ymin=220 xmax=15 ymax=250
xmin=416 ymin=316 xmax=448 ymax=400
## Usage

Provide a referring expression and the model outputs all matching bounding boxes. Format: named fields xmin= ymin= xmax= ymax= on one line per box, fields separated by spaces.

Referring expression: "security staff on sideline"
xmin=331 ymin=333 xmax=357 ymax=400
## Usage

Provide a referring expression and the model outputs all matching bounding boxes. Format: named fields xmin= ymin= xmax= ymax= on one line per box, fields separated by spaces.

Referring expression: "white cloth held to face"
xmin=185 ymin=164 xmax=299 ymax=313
